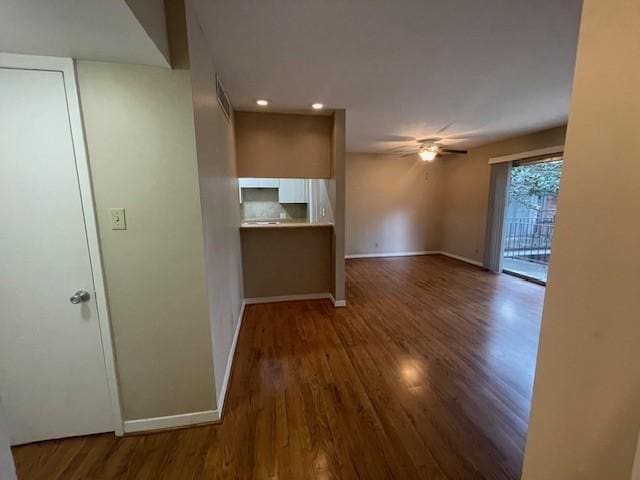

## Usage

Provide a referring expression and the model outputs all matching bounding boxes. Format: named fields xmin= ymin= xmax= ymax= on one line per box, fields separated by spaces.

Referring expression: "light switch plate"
xmin=110 ymin=208 xmax=126 ymax=230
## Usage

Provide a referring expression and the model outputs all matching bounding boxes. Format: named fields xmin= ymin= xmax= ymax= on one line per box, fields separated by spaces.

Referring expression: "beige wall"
xmin=241 ymin=227 xmax=332 ymax=298
xmin=330 ymin=110 xmax=346 ymax=301
xmin=235 ymin=111 xmax=333 ymax=178
xmin=76 ymin=61 xmax=216 ymax=420
xmin=125 ymin=0 xmax=170 ymax=65
xmin=346 ymin=152 xmax=444 ymax=256
xmin=634 ymin=436 xmax=640 ymax=480
xmin=238 ymin=111 xmax=344 ymax=302
xmin=185 ymin=1 xmax=245 ymax=405
xmin=522 ymin=1 xmax=640 ymax=478
xmin=440 ymin=125 xmax=567 ymax=262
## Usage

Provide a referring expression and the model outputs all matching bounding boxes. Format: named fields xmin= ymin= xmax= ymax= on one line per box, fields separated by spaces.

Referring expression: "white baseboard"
xmin=216 ymin=300 xmax=245 ymax=416
xmin=437 ymin=251 xmax=484 ymax=267
xmin=123 ymin=409 xmax=219 ymax=434
xmin=244 ymin=293 xmax=333 ymax=304
xmin=345 ymin=250 xmax=438 ymax=259
xmin=345 ymin=249 xmax=484 ymax=268
xmin=329 ymin=294 xmax=347 ymax=308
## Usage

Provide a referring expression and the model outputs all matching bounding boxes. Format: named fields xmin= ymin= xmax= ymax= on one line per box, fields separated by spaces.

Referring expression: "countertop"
xmin=240 ymin=221 xmax=333 ymax=230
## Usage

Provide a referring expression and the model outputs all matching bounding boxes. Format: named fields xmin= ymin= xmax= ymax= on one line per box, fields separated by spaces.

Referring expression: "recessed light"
xmin=311 ymin=103 xmax=324 ymax=110
xmin=256 ymin=99 xmax=269 ymax=106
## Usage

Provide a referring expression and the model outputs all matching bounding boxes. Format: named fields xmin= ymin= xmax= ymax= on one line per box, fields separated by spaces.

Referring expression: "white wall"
xmin=522 ymin=0 xmax=640 ymax=478
xmin=185 ymin=0 xmax=245 ymax=405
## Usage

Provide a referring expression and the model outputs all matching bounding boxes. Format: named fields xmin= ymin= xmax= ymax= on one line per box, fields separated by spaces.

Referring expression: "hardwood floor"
xmin=12 ymin=255 xmax=544 ymax=479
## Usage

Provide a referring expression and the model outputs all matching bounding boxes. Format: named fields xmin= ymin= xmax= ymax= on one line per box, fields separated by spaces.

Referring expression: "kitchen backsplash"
xmin=241 ymin=188 xmax=307 ymax=221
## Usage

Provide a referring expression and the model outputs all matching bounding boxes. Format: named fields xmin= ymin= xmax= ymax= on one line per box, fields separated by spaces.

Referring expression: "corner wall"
xmin=522 ymin=0 xmax=640 ymax=477
xmin=439 ymin=125 xmax=567 ymax=263
xmin=76 ymin=61 xmax=216 ymax=420
xmin=125 ymin=0 xmax=171 ymax=65
xmin=330 ymin=110 xmax=346 ymax=302
xmin=185 ymin=0 xmax=245 ymax=406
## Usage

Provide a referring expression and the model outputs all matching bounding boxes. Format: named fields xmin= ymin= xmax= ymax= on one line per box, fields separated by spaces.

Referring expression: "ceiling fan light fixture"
xmin=419 ymin=147 xmax=438 ymax=162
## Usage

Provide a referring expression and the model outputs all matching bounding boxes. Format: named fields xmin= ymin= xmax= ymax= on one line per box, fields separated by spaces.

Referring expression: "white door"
xmin=0 ymin=67 xmax=114 ymax=445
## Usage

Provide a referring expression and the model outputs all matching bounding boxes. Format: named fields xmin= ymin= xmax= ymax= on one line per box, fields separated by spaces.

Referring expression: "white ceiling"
xmin=0 ymin=0 xmax=169 ymax=67
xmin=192 ymin=0 xmax=582 ymax=152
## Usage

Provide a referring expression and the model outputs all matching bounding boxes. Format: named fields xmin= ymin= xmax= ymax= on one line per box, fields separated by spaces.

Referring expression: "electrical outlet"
xmin=110 ymin=208 xmax=126 ymax=230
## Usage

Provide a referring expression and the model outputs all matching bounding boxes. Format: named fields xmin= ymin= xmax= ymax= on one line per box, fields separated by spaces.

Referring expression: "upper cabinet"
xmin=235 ymin=112 xmax=333 ymax=179
xmin=278 ymin=179 xmax=308 ymax=203
xmin=239 ymin=178 xmax=280 ymax=188
xmin=238 ymin=178 xmax=308 ymax=204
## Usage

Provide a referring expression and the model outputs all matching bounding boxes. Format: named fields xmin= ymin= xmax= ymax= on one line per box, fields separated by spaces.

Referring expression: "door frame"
xmin=0 ymin=53 xmax=123 ymax=436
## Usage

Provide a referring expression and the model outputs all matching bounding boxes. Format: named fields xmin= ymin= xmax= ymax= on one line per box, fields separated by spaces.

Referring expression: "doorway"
xmin=0 ymin=55 xmax=121 ymax=445
xmin=502 ymin=157 xmax=562 ymax=284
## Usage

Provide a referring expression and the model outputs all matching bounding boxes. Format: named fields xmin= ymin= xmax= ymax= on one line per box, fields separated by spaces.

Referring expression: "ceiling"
xmin=192 ymin=0 xmax=582 ymax=152
xmin=0 ymin=0 xmax=169 ymax=67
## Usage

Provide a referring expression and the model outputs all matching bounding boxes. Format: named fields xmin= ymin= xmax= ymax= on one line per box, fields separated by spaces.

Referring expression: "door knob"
xmin=70 ymin=290 xmax=91 ymax=304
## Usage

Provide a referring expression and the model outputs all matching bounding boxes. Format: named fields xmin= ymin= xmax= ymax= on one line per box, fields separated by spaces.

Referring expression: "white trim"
xmin=123 ymin=410 xmax=219 ymax=434
xmin=216 ymin=301 xmax=245 ymax=416
xmin=0 ymin=53 xmax=123 ymax=436
xmin=345 ymin=250 xmax=438 ymax=259
xmin=244 ymin=293 xmax=333 ymax=304
xmin=438 ymin=251 xmax=484 ymax=267
xmin=329 ymin=295 xmax=347 ymax=308
xmin=343 ymin=249 xmax=484 ymax=268
xmin=488 ymin=145 xmax=564 ymax=164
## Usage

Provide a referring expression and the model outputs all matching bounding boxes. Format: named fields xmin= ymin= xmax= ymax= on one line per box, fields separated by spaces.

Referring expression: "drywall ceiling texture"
xmin=0 ymin=0 xmax=169 ymax=66
xmin=191 ymin=0 xmax=581 ymax=152
xmin=522 ymin=0 xmax=640 ymax=478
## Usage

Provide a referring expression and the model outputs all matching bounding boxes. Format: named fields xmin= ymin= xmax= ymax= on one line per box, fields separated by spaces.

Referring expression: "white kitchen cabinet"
xmin=278 ymin=178 xmax=308 ymax=203
xmin=239 ymin=178 xmax=281 ymax=203
xmin=238 ymin=177 xmax=255 ymax=189
xmin=258 ymin=178 xmax=280 ymax=188
xmin=238 ymin=178 xmax=280 ymax=188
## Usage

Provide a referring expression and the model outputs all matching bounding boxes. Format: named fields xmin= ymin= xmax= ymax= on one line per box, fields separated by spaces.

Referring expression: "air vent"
xmin=216 ymin=74 xmax=231 ymax=122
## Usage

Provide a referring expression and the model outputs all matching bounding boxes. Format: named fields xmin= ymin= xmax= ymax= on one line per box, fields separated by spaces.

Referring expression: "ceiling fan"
xmin=396 ymin=138 xmax=468 ymax=161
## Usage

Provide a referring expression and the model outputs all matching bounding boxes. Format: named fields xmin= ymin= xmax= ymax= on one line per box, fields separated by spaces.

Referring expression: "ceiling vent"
xmin=216 ymin=74 xmax=232 ymax=122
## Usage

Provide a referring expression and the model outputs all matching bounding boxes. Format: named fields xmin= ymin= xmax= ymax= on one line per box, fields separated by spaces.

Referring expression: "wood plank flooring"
xmin=12 ymin=255 xmax=544 ymax=479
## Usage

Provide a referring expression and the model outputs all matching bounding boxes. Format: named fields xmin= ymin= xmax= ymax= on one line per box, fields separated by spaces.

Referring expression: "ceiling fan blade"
xmin=440 ymin=148 xmax=468 ymax=154
xmin=380 ymin=135 xmax=417 ymax=142
xmin=386 ymin=145 xmax=416 ymax=152
xmin=417 ymin=137 xmax=442 ymax=144
xmin=436 ymin=122 xmax=455 ymax=134
xmin=401 ymin=152 xmax=418 ymax=158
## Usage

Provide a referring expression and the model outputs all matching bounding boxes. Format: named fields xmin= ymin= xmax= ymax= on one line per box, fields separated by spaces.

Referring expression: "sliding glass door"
xmin=502 ymin=157 xmax=562 ymax=284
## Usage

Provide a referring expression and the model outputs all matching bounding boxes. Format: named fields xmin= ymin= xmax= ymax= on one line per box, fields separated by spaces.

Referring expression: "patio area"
xmin=503 ymin=258 xmax=548 ymax=283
